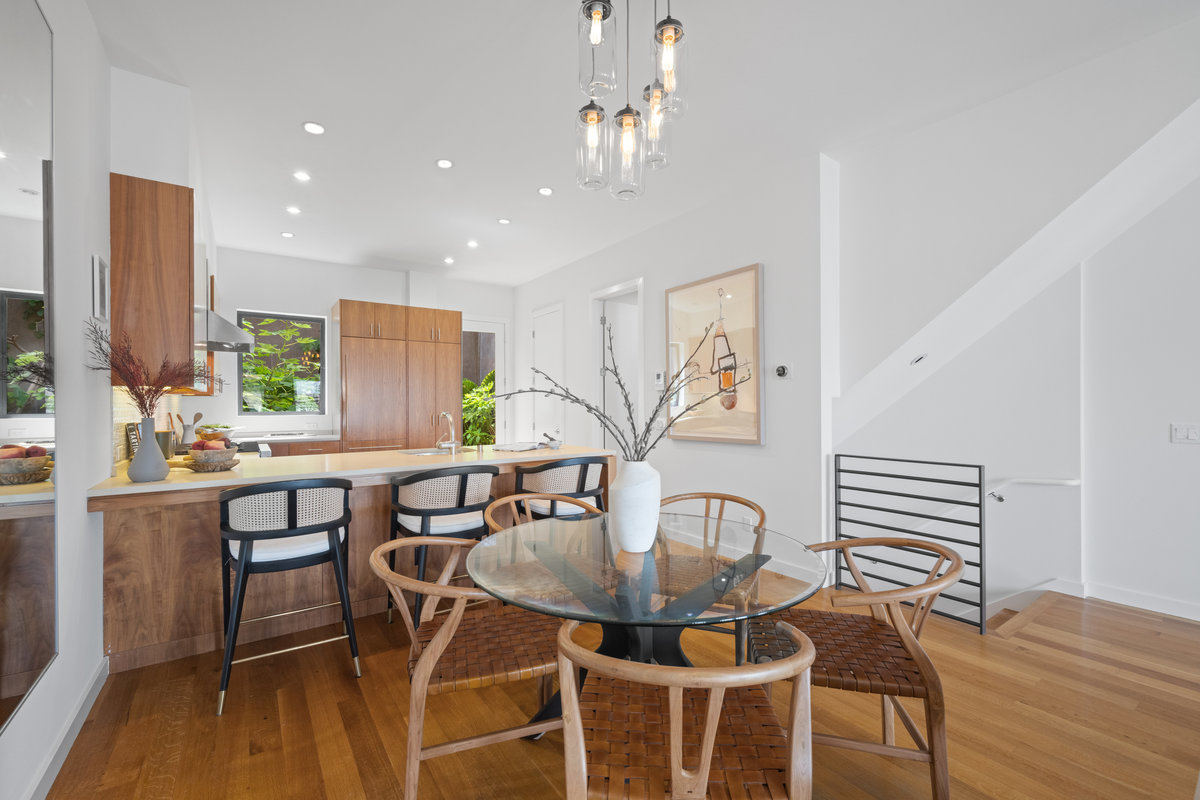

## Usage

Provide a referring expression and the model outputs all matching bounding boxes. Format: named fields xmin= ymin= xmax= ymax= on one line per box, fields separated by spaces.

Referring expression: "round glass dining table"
xmin=466 ymin=511 xmax=827 ymax=666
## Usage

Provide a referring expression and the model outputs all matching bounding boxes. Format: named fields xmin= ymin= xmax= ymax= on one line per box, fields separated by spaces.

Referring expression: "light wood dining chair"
xmin=747 ymin=537 xmax=964 ymax=800
xmin=485 ymin=492 xmax=601 ymax=533
xmin=369 ymin=536 xmax=563 ymax=800
xmin=558 ymin=618 xmax=817 ymax=799
xmin=658 ymin=492 xmax=767 ymax=664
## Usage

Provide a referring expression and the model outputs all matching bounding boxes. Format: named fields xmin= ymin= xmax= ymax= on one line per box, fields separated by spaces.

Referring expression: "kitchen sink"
xmin=401 ymin=447 xmax=458 ymax=456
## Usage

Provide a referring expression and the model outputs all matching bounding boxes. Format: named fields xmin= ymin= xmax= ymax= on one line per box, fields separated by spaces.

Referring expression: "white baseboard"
xmin=1084 ymin=582 xmax=1200 ymax=622
xmin=985 ymin=579 xmax=1085 ymax=620
xmin=27 ymin=657 xmax=109 ymax=800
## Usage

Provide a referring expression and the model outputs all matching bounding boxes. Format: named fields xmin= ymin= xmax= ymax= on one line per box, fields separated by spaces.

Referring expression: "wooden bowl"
xmin=190 ymin=448 xmax=237 ymax=463
xmin=183 ymin=458 xmax=239 ymax=473
xmin=0 ymin=455 xmax=53 ymax=474
xmin=195 ymin=427 xmax=233 ymax=441
xmin=0 ymin=467 xmax=53 ymax=484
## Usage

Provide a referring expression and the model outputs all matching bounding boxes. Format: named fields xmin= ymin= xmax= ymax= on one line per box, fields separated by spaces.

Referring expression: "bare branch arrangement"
xmin=85 ymin=319 xmax=220 ymax=419
xmin=494 ymin=323 xmax=750 ymax=462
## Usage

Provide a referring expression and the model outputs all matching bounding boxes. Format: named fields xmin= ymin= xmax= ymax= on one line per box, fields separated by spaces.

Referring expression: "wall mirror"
xmin=0 ymin=0 xmax=56 ymax=731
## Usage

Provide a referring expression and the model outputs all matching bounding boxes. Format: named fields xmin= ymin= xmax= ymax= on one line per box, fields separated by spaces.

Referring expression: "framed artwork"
xmin=665 ymin=263 xmax=762 ymax=444
xmin=91 ymin=254 xmax=110 ymax=323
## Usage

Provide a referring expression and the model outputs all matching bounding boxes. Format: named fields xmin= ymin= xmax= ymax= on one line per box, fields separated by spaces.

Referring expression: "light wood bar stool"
xmin=217 ymin=478 xmax=360 ymax=716
xmin=558 ymin=618 xmax=817 ymax=799
xmin=748 ymin=537 xmax=964 ymax=800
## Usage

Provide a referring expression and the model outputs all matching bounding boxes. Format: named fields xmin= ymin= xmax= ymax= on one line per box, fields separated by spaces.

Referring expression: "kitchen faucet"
xmin=435 ymin=411 xmax=459 ymax=453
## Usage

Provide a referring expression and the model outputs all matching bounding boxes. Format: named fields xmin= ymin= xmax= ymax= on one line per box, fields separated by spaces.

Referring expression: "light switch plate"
xmin=1169 ymin=423 xmax=1200 ymax=444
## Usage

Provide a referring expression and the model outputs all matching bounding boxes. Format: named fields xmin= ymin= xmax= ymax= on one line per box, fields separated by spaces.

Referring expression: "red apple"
xmin=0 ymin=448 xmax=26 ymax=459
xmin=191 ymin=440 xmax=206 ymax=451
xmin=203 ymin=440 xmax=226 ymax=450
xmin=25 ymin=445 xmax=47 ymax=457
xmin=0 ymin=444 xmax=24 ymax=450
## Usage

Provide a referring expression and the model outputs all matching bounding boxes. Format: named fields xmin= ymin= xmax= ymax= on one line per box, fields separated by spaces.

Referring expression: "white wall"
xmin=109 ymin=67 xmax=190 ymax=185
xmin=0 ymin=1 xmax=114 ymax=797
xmin=838 ymin=16 xmax=1200 ymax=390
xmin=1083 ymin=176 xmax=1200 ymax=620
xmin=175 ymin=248 xmax=514 ymax=435
xmin=840 ymin=268 xmax=1083 ymax=607
xmin=512 ymin=160 xmax=824 ymax=538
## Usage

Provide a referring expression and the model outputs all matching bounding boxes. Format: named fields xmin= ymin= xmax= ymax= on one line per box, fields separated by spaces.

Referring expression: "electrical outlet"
xmin=1170 ymin=423 xmax=1200 ymax=444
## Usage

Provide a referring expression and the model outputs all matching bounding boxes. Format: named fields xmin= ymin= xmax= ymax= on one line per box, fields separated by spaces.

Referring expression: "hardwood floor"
xmin=49 ymin=591 xmax=1200 ymax=799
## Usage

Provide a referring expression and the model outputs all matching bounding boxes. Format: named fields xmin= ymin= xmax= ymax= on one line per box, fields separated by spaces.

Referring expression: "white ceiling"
xmin=85 ymin=1 xmax=1200 ymax=286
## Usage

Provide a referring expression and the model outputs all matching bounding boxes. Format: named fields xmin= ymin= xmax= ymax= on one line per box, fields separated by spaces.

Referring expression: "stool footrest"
xmin=232 ymin=633 xmax=349 ymax=666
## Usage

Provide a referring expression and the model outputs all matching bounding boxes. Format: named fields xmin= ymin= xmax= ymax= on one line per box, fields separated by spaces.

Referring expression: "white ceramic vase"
xmin=608 ymin=460 xmax=661 ymax=553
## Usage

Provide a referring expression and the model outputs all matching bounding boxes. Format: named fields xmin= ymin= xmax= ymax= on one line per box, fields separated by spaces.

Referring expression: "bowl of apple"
xmin=0 ymin=444 xmax=53 ymax=483
xmin=186 ymin=439 xmax=239 ymax=471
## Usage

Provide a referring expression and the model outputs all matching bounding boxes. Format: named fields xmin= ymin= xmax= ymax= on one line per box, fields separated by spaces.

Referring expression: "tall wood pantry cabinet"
xmin=334 ymin=300 xmax=462 ymax=452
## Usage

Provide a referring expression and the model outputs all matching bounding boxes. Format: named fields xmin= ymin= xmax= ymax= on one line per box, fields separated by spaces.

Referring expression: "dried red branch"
xmin=85 ymin=319 xmax=219 ymax=419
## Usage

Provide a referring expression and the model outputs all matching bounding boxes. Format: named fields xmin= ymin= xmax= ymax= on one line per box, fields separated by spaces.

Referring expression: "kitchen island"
xmin=88 ymin=445 xmax=615 ymax=671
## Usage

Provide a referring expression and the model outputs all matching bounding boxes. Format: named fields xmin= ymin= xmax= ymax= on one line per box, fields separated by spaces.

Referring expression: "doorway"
xmin=591 ymin=279 xmax=644 ymax=450
xmin=531 ymin=303 xmax=565 ymax=442
xmin=462 ymin=317 xmax=506 ymax=444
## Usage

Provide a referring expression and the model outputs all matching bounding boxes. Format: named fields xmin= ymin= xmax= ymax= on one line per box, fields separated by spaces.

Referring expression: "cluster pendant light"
xmin=576 ymin=0 xmax=686 ymax=200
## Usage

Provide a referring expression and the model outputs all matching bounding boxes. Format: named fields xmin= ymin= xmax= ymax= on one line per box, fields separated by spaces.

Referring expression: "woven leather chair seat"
xmin=412 ymin=604 xmax=560 ymax=695
xmin=657 ymin=554 xmax=754 ymax=602
xmin=749 ymin=608 xmax=927 ymax=698
xmin=577 ymin=675 xmax=791 ymax=799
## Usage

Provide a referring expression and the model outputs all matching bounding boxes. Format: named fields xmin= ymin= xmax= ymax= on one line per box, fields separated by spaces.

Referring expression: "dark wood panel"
xmin=286 ymin=440 xmax=341 ymax=455
xmin=435 ymin=341 xmax=463 ymax=441
xmin=0 ymin=514 xmax=55 ymax=692
xmin=374 ymin=302 xmax=408 ymax=340
xmin=109 ymin=173 xmax=193 ymax=380
xmin=405 ymin=306 xmax=438 ymax=342
xmin=435 ymin=309 xmax=462 ymax=343
xmin=341 ymin=337 xmax=406 ymax=445
xmin=337 ymin=299 xmax=374 ymax=339
xmin=406 ymin=340 xmax=437 ymax=449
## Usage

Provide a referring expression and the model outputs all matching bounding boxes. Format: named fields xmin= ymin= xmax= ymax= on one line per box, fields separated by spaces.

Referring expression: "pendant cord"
xmin=624 ymin=0 xmax=631 ymax=106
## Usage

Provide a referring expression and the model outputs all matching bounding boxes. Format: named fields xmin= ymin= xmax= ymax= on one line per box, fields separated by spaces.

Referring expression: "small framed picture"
xmin=92 ymin=254 xmax=110 ymax=323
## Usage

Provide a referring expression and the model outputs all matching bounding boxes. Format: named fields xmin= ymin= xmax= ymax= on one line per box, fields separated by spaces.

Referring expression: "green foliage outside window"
xmin=5 ymin=295 xmax=52 ymax=415
xmin=239 ymin=314 xmax=324 ymax=413
xmin=462 ymin=370 xmax=495 ymax=445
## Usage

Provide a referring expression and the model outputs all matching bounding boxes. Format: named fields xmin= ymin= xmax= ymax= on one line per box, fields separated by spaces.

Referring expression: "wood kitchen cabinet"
xmin=340 ymin=336 xmax=407 ymax=451
xmin=337 ymin=300 xmax=407 ymax=340
xmin=405 ymin=306 xmax=461 ymax=343
xmin=109 ymin=173 xmax=194 ymax=383
xmin=406 ymin=341 xmax=462 ymax=447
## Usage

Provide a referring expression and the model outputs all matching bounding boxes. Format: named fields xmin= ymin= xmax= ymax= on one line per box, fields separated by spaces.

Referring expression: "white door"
xmin=531 ymin=304 xmax=565 ymax=442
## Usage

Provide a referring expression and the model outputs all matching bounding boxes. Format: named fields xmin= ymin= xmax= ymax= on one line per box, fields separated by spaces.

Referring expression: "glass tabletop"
xmin=466 ymin=512 xmax=827 ymax=627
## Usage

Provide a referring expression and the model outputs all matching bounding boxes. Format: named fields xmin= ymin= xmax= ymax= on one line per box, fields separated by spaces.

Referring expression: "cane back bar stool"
xmin=515 ymin=456 xmax=607 ymax=517
xmin=370 ymin=537 xmax=563 ymax=800
xmin=657 ymin=492 xmax=768 ymax=665
xmin=389 ymin=464 xmax=498 ymax=623
xmin=558 ymin=618 xmax=817 ymax=800
xmin=218 ymin=478 xmax=360 ymax=715
xmin=747 ymin=537 xmax=965 ymax=800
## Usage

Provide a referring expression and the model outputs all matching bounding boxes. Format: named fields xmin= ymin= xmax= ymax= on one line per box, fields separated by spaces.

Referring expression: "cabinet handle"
xmin=437 ymin=327 xmax=441 ymax=340
xmin=430 ymin=327 xmax=434 ymax=340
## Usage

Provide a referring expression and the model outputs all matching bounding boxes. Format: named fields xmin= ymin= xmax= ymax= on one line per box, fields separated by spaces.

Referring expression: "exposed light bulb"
xmin=586 ymin=110 xmax=600 ymax=150
xmin=621 ymin=115 xmax=635 ymax=173
xmin=648 ymin=87 xmax=664 ymax=141
xmin=589 ymin=8 xmax=603 ymax=45
xmin=661 ymin=25 xmax=678 ymax=93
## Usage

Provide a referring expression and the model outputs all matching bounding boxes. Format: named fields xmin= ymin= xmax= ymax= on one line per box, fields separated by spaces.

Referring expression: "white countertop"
xmin=88 ymin=445 xmax=613 ymax=499
xmin=0 ymin=478 xmax=54 ymax=505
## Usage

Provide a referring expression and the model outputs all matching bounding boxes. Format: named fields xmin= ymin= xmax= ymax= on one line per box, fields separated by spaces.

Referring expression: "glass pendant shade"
xmin=610 ymin=104 xmax=645 ymax=200
xmin=578 ymin=1 xmax=617 ymax=98
xmin=643 ymin=82 xmax=670 ymax=170
xmin=576 ymin=102 xmax=610 ymax=190
xmin=654 ymin=16 xmax=687 ymax=116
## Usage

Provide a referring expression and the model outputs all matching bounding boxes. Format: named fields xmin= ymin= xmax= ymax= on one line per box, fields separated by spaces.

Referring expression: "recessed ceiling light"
xmin=497 ymin=218 xmax=511 ymax=225
xmin=286 ymin=206 xmax=301 ymax=215
xmin=909 ymin=353 xmax=927 ymax=366
xmin=443 ymin=257 xmax=455 ymax=265
xmin=436 ymin=159 xmax=453 ymax=169
xmin=467 ymin=240 xmax=479 ymax=248
xmin=293 ymin=170 xmax=311 ymax=182
xmin=303 ymin=122 xmax=325 ymax=135
xmin=281 ymin=232 xmax=295 ymax=238
xmin=538 ymin=187 xmax=554 ymax=196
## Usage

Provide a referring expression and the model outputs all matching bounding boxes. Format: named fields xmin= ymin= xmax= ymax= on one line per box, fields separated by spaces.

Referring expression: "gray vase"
xmin=128 ymin=417 xmax=169 ymax=482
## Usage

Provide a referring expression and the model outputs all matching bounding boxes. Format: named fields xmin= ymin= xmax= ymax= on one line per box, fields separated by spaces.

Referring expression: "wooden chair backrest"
xmin=484 ymin=493 xmax=601 ymax=533
xmin=808 ymin=536 xmax=964 ymax=638
xmin=557 ymin=619 xmax=816 ymax=800
xmin=659 ymin=492 xmax=766 ymax=560
xmin=369 ymin=537 xmax=490 ymax=663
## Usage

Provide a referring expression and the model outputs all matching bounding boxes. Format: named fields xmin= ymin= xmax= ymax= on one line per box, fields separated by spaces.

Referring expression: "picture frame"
xmin=91 ymin=254 xmax=110 ymax=323
xmin=665 ymin=263 xmax=762 ymax=445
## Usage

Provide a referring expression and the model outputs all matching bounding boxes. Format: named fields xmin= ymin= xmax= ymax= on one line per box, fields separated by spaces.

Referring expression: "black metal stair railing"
xmin=834 ymin=454 xmax=986 ymax=633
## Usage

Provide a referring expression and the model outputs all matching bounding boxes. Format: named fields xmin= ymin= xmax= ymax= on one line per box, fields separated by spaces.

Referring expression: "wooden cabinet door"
xmin=338 ymin=300 xmax=375 ymax=338
xmin=406 ymin=341 xmax=437 ymax=448
xmin=435 ymin=341 xmax=463 ymax=441
xmin=289 ymin=440 xmax=341 ymax=455
xmin=263 ymin=442 xmax=290 ymax=457
xmin=374 ymin=303 xmax=408 ymax=340
xmin=341 ymin=337 xmax=407 ymax=449
xmin=435 ymin=309 xmax=462 ymax=343
xmin=406 ymin=306 xmax=438 ymax=342
xmin=110 ymin=173 xmax=194 ymax=383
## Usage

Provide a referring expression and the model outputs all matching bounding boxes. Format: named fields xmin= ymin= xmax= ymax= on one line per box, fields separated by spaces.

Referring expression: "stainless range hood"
xmin=194 ymin=308 xmax=255 ymax=353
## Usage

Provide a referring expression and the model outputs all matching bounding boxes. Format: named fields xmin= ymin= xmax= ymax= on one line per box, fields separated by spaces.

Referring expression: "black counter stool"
xmin=390 ymin=464 xmax=499 ymax=622
xmin=514 ymin=456 xmax=607 ymax=519
xmin=218 ymin=478 xmax=360 ymax=716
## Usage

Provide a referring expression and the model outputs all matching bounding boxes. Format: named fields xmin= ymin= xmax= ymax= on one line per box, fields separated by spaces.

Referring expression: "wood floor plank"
xmin=47 ymin=592 xmax=1200 ymax=799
